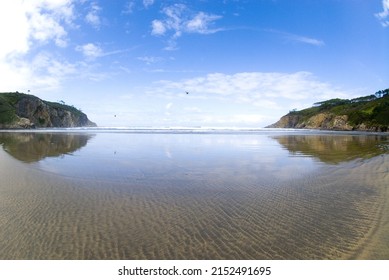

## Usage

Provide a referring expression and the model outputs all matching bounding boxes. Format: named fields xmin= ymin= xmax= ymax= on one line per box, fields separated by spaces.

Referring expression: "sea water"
xmin=0 ymin=129 xmax=388 ymax=259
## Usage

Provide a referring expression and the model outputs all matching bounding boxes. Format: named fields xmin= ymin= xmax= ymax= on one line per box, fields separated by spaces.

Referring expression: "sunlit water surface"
xmin=1 ymin=129 xmax=388 ymax=259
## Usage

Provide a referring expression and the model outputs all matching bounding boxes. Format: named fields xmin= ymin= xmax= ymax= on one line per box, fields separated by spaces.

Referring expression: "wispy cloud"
xmin=266 ymin=29 xmax=325 ymax=46
xmin=137 ymin=56 xmax=163 ymax=64
xmin=122 ymin=1 xmax=135 ymax=14
xmin=151 ymin=4 xmax=223 ymax=50
xmin=143 ymin=0 xmax=155 ymax=9
xmin=85 ymin=1 xmax=102 ymax=29
xmin=285 ymin=33 xmax=325 ymax=46
xmin=376 ymin=0 xmax=389 ymax=27
xmin=122 ymin=0 xmax=154 ymax=14
xmin=186 ymin=12 xmax=223 ymax=34
xmin=76 ymin=43 xmax=135 ymax=60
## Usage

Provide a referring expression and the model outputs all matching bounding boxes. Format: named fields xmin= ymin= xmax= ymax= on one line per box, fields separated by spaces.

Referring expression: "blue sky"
xmin=0 ymin=0 xmax=388 ymax=127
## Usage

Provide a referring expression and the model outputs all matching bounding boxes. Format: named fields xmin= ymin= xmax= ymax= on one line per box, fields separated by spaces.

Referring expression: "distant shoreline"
xmin=1 ymin=126 xmax=388 ymax=136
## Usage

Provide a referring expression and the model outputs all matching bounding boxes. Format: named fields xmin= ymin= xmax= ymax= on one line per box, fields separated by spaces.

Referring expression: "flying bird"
xmin=186 ymin=91 xmax=189 ymax=95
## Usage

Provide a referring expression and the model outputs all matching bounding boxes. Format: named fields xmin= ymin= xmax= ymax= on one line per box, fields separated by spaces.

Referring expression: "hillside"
xmin=0 ymin=92 xmax=96 ymax=129
xmin=267 ymin=89 xmax=389 ymax=132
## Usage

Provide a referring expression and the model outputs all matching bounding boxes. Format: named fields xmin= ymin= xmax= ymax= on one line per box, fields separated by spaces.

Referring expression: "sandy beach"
xmin=0 ymin=131 xmax=388 ymax=259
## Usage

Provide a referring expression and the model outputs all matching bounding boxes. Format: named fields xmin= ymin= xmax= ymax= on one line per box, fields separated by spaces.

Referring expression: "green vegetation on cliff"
xmin=0 ymin=92 xmax=96 ymax=129
xmin=0 ymin=92 xmax=22 ymax=124
xmin=268 ymin=89 xmax=389 ymax=131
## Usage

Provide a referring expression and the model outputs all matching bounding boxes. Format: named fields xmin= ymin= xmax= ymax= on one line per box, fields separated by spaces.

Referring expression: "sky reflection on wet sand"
xmin=0 ymin=130 xmax=388 ymax=259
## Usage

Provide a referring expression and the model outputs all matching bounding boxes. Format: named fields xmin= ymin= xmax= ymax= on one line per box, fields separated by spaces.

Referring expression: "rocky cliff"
xmin=267 ymin=113 xmax=355 ymax=131
xmin=267 ymin=89 xmax=389 ymax=132
xmin=0 ymin=92 xmax=96 ymax=129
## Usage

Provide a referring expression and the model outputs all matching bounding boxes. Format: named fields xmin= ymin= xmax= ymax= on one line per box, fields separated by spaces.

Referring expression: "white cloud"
xmin=151 ymin=20 xmax=167 ymax=35
xmin=376 ymin=0 xmax=389 ymax=27
xmin=96 ymin=71 xmax=362 ymax=128
xmin=26 ymin=0 xmax=75 ymax=47
xmin=29 ymin=12 xmax=68 ymax=47
xmin=143 ymin=0 xmax=155 ymax=9
xmin=0 ymin=1 xmax=30 ymax=58
xmin=137 ymin=56 xmax=163 ymax=64
xmin=75 ymin=43 xmax=103 ymax=59
xmin=151 ymin=4 xmax=223 ymax=49
xmin=85 ymin=2 xmax=102 ymax=29
xmin=1 ymin=52 xmax=77 ymax=92
xmin=135 ymin=71 xmax=361 ymax=127
xmin=0 ymin=0 xmax=128 ymax=94
xmin=0 ymin=0 xmax=74 ymax=58
xmin=0 ymin=0 xmax=76 ymax=92
xmin=150 ymin=71 xmax=357 ymax=108
xmin=122 ymin=0 xmax=154 ymax=15
xmin=123 ymin=1 xmax=135 ymax=14
xmin=160 ymin=4 xmax=185 ymax=38
xmin=186 ymin=12 xmax=223 ymax=34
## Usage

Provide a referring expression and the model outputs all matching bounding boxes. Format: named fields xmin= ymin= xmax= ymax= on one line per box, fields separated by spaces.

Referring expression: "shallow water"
xmin=0 ymin=130 xmax=388 ymax=259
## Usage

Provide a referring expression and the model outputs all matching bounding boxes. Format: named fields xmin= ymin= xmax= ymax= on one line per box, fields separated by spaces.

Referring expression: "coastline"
xmin=1 ymin=126 xmax=389 ymax=135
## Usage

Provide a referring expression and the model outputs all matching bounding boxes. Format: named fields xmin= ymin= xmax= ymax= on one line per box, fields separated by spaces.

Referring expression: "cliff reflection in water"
xmin=273 ymin=134 xmax=389 ymax=164
xmin=0 ymin=132 xmax=94 ymax=163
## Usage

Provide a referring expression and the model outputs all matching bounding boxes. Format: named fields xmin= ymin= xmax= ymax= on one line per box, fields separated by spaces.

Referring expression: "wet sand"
xmin=0 ymin=131 xmax=388 ymax=259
